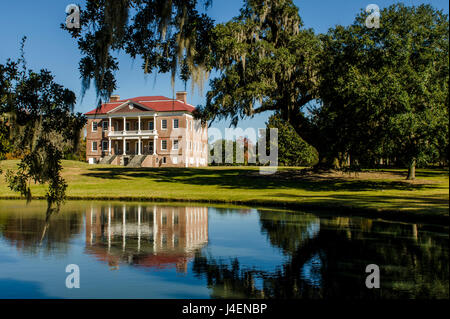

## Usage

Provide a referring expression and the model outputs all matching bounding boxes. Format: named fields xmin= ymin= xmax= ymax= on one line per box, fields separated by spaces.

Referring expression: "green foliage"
xmin=318 ymin=4 xmax=449 ymax=177
xmin=63 ymin=0 xmax=214 ymax=101
xmin=0 ymin=39 xmax=86 ymax=209
xmin=196 ymin=0 xmax=320 ymax=139
xmin=209 ymin=138 xmax=256 ymax=165
xmin=63 ymin=134 xmax=86 ymax=162
xmin=267 ymin=114 xmax=317 ymax=166
xmin=0 ymin=117 xmax=11 ymax=162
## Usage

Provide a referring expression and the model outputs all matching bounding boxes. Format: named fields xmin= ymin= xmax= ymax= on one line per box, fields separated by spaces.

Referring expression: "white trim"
xmin=91 ymin=141 xmax=98 ymax=152
xmin=161 ymin=119 xmax=168 ymax=130
xmin=105 ymin=101 xmax=130 ymax=114
xmin=92 ymin=122 xmax=98 ymax=132
xmin=161 ymin=140 xmax=167 ymax=150
xmin=106 ymin=101 xmax=156 ymax=114
xmin=173 ymin=118 xmax=179 ymax=129
xmin=102 ymin=121 xmax=108 ymax=131
xmin=86 ymin=111 xmax=189 ymax=118
xmin=172 ymin=139 xmax=179 ymax=150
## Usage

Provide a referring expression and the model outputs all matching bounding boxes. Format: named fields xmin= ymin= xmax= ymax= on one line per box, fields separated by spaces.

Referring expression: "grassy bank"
xmin=0 ymin=160 xmax=448 ymax=223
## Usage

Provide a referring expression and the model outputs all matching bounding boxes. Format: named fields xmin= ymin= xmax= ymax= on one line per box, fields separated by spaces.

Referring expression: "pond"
xmin=0 ymin=200 xmax=448 ymax=299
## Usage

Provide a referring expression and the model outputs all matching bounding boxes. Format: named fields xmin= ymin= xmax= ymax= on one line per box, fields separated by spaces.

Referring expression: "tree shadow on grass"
xmin=81 ymin=167 xmax=443 ymax=192
xmin=272 ymin=192 xmax=449 ymax=216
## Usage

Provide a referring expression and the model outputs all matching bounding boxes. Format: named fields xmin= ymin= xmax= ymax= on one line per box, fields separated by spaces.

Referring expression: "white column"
xmin=153 ymin=205 xmax=158 ymax=251
xmin=153 ymin=137 xmax=157 ymax=155
xmin=108 ymin=117 xmax=112 ymax=133
xmin=108 ymin=206 xmax=111 ymax=252
xmin=138 ymin=137 xmax=142 ymax=155
xmin=137 ymin=205 xmax=141 ymax=253
xmin=108 ymin=137 xmax=111 ymax=155
xmin=138 ymin=116 xmax=141 ymax=133
xmin=90 ymin=208 xmax=93 ymax=245
xmin=123 ymin=138 xmax=126 ymax=155
xmin=123 ymin=116 xmax=126 ymax=134
xmin=122 ymin=205 xmax=126 ymax=251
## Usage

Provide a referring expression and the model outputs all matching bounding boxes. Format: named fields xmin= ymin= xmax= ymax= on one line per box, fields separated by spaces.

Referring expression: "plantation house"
xmin=85 ymin=92 xmax=208 ymax=167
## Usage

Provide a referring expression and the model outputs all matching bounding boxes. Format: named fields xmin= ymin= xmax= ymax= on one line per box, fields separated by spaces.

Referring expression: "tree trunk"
xmin=314 ymin=152 xmax=339 ymax=170
xmin=406 ymin=159 xmax=416 ymax=180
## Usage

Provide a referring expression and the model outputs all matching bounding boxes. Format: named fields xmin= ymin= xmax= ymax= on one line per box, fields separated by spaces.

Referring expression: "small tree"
xmin=0 ymin=40 xmax=86 ymax=210
xmin=267 ymin=114 xmax=318 ymax=166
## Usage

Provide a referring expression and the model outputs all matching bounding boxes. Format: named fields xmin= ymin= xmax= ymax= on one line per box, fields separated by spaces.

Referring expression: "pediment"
xmin=108 ymin=101 xmax=154 ymax=114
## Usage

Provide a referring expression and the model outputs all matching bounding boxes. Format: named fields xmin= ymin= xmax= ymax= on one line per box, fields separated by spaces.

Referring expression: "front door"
xmin=149 ymin=141 xmax=154 ymax=154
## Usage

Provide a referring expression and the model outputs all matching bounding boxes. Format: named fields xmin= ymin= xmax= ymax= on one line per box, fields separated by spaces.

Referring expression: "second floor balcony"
xmin=108 ymin=129 xmax=157 ymax=138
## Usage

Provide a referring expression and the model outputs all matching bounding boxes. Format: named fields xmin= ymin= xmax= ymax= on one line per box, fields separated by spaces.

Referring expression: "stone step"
xmin=126 ymin=155 xmax=147 ymax=168
xmin=98 ymin=155 xmax=116 ymax=164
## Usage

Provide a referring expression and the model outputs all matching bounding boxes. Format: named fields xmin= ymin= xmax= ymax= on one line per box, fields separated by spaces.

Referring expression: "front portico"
xmin=106 ymin=101 xmax=158 ymax=156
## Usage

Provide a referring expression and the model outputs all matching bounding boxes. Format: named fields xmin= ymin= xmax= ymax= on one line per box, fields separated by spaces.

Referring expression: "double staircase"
xmin=99 ymin=154 xmax=148 ymax=167
xmin=98 ymin=155 xmax=117 ymax=164
xmin=126 ymin=155 xmax=147 ymax=168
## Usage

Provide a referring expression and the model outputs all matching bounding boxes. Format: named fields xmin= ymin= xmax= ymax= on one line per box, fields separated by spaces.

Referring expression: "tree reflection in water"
xmin=193 ymin=211 xmax=449 ymax=299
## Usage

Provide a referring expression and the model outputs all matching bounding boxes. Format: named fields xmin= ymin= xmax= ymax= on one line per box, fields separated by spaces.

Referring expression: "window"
xmin=92 ymin=122 xmax=98 ymax=132
xmin=173 ymin=119 xmax=179 ymax=128
xmin=162 ymin=156 xmax=167 ymax=164
xmin=92 ymin=141 xmax=98 ymax=151
xmin=148 ymin=121 xmax=154 ymax=130
xmin=102 ymin=141 xmax=108 ymax=151
xmin=125 ymin=122 xmax=130 ymax=131
xmin=172 ymin=157 xmax=178 ymax=164
xmin=161 ymin=140 xmax=167 ymax=150
xmin=161 ymin=119 xmax=167 ymax=129
xmin=173 ymin=140 xmax=179 ymax=150
xmin=102 ymin=121 xmax=108 ymax=131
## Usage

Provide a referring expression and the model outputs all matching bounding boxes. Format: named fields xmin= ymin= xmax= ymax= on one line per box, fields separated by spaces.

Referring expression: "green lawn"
xmin=0 ymin=160 xmax=448 ymax=223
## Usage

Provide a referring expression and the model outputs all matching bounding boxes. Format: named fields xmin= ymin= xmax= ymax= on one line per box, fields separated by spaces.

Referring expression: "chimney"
xmin=109 ymin=94 xmax=120 ymax=102
xmin=176 ymin=91 xmax=188 ymax=104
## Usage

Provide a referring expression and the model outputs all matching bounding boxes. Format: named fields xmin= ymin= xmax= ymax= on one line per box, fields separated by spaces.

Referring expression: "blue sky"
xmin=0 ymin=0 xmax=448 ymax=135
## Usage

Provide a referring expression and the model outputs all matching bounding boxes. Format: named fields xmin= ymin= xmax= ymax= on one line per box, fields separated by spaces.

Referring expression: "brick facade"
xmin=84 ymin=93 xmax=208 ymax=167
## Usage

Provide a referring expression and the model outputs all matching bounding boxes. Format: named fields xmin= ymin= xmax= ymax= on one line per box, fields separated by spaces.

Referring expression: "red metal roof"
xmin=85 ymin=96 xmax=196 ymax=115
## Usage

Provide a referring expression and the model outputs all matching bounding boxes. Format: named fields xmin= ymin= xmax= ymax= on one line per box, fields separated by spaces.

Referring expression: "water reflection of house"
xmin=85 ymin=205 xmax=208 ymax=272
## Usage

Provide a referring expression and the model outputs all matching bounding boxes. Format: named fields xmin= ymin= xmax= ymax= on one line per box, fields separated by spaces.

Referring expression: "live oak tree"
xmin=318 ymin=4 xmax=449 ymax=179
xmin=195 ymin=0 xmax=321 ymax=159
xmin=63 ymin=0 xmax=214 ymax=102
xmin=0 ymin=41 xmax=86 ymax=211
